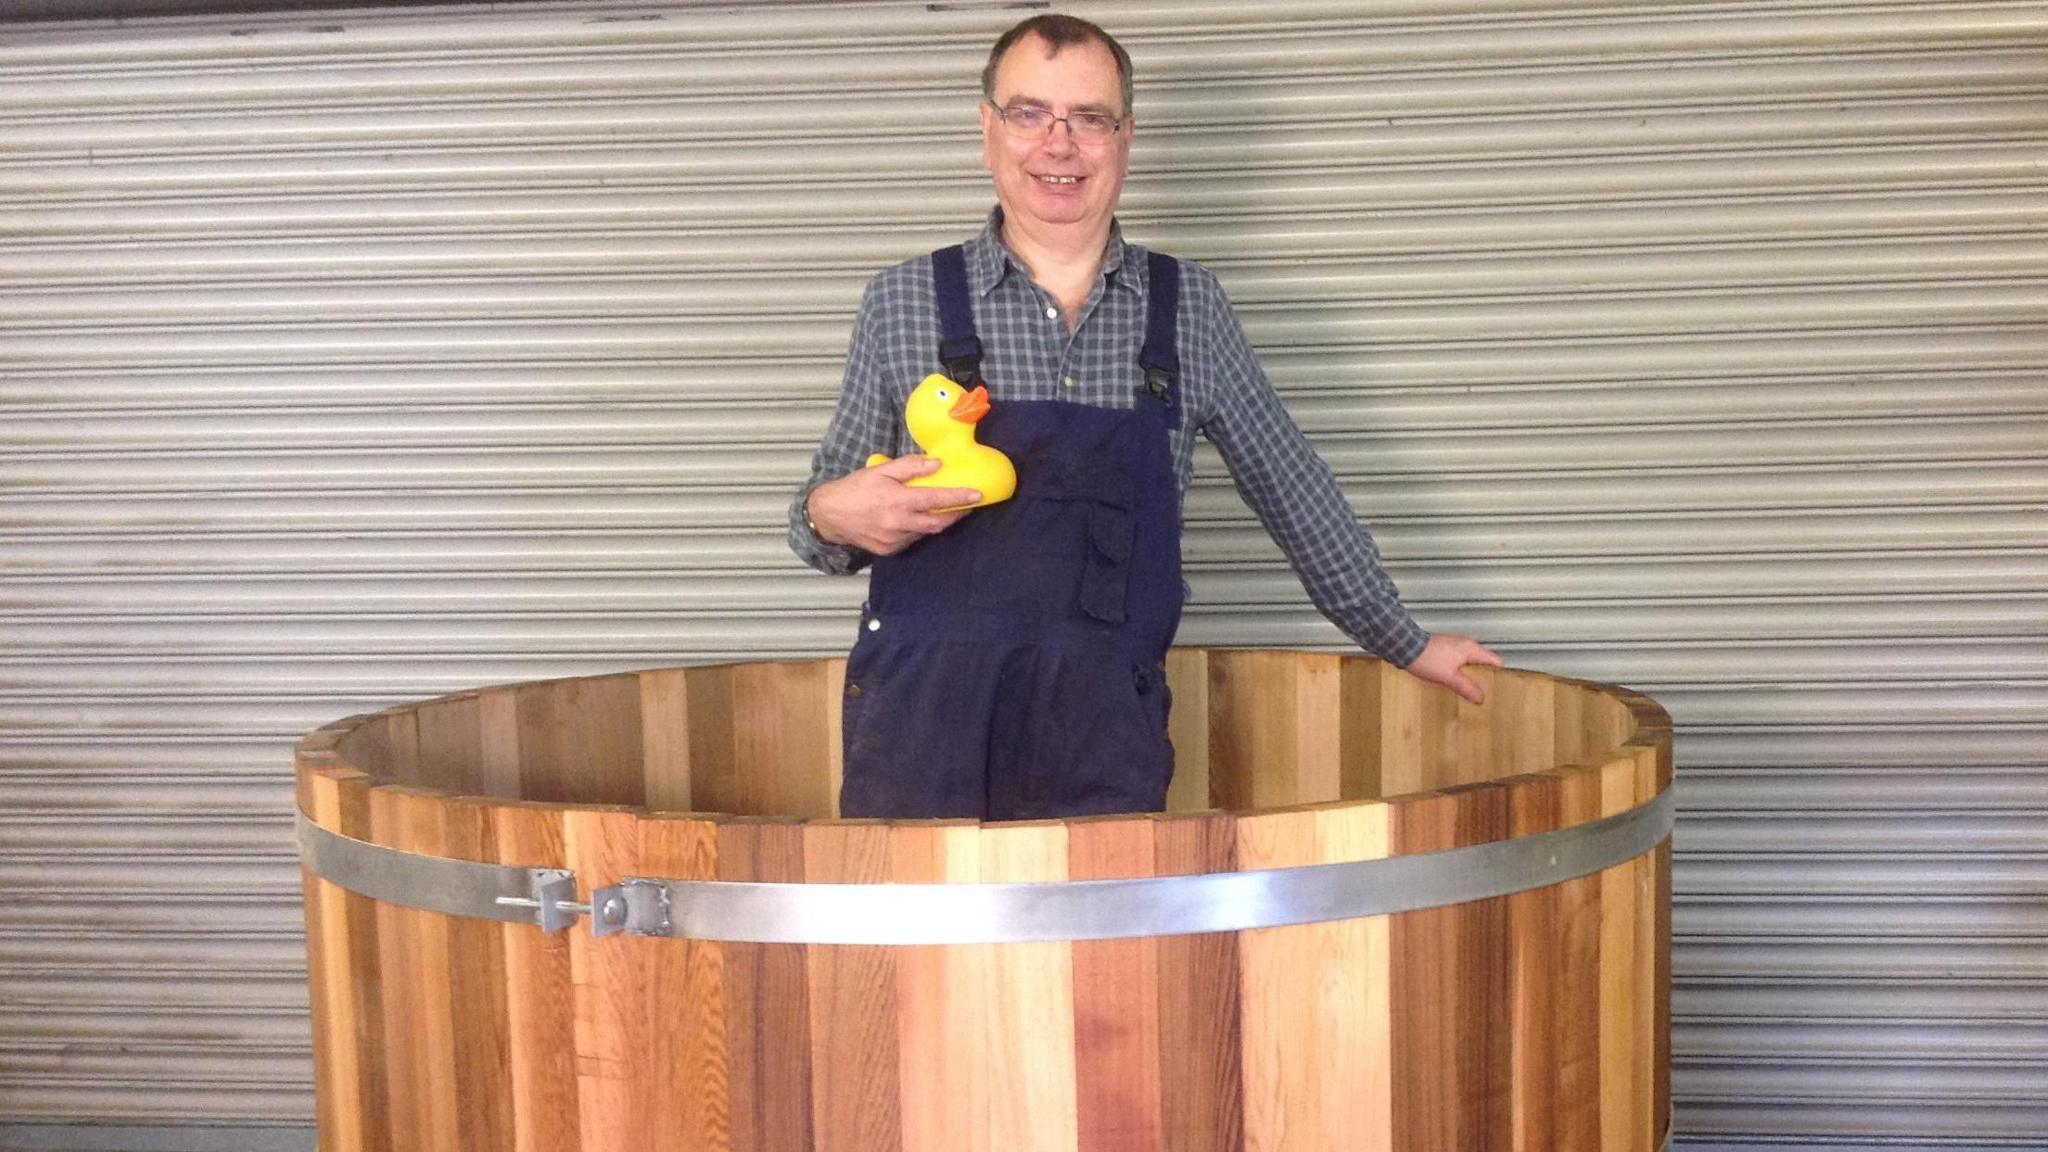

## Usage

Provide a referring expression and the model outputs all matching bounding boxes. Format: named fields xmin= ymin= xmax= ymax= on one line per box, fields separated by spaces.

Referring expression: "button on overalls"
xmin=837 ymin=244 xmax=1186 ymax=821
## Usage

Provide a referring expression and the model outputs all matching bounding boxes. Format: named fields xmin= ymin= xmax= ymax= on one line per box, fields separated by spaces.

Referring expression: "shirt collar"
xmin=966 ymin=206 xmax=1140 ymax=298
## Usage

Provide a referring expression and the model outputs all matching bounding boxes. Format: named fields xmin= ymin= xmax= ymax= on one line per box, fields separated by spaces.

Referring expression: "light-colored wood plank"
xmin=1209 ymin=650 xmax=1342 ymax=809
xmin=891 ymin=821 xmax=987 ymax=1152
xmin=639 ymin=668 xmax=695 ymax=811
xmin=367 ymin=786 xmax=461 ymax=1152
xmin=1420 ymin=675 xmax=1494 ymax=791
xmin=439 ymin=796 xmax=515 ymax=1152
xmin=1377 ymin=662 xmax=1427 ymax=798
xmin=1633 ymin=748 xmax=1662 ymax=1152
xmin=1489 ymin=672 xmax=1556 ymax=780
xmin=1233 ymin=807 xmax=1327 ymax=1152
xmin=733 ymin=661 xmax=837 ymax=819
xmin=1163 ymin=649 xmax=1211 ymax=812
xmin=1597 ymin=757 xmax=1644 ymax=1152
xmin=803 ymin=822 xmax=901 ymax=1151
xmin=642 ymin=814 xmax=730 ymax=1149
xmin=981 ymin=821 xmax=1080 ymax=1152
xmin=1313 ymin=801 xmax=1394 ymax=1152
xmin=489 ymin=801 xmax=580 ymax=1152
xmin=1291 ymin=654 xmax=1344 ymax=804
xmin=825 ymin=657 xmax=848 ymax=816
xmin=564 ymin=807 xmax=655 ymax=1150
xmin=1504 ymin=773 xmax=1564 ymax=1152
xmin=1555 ymin=764 xmax=1606 ymax=1151
xmin=299 ymin=765 xmax=387 ymax=1152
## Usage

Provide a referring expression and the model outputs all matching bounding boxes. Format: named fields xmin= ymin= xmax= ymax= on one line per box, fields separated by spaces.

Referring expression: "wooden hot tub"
xmin=295 ymin=648 xmax=1672 ymax=1151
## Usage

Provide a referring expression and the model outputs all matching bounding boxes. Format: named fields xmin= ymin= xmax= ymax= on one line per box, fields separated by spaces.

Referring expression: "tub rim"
xmin=294 ymin=651 xmax=1673 ymax=944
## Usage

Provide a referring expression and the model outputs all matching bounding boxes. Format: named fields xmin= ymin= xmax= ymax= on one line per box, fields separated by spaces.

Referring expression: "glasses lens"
xmin=1001 ymin=105 xmax=1052 ymax=136
xmin=1069 ymin=113 xmax=1116 ymax=141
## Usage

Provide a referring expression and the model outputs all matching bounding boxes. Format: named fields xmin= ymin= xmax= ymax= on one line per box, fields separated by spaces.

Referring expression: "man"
xmin=791 ymin=14 xmax=1500 ymax=820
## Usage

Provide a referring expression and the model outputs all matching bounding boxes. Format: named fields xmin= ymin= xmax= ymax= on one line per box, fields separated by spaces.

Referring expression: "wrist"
xmin=802 ymin=491 xmax=835 ymax=546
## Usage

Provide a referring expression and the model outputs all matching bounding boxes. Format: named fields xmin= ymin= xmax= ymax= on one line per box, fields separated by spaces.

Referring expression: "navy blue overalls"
xmin=837 ymin=245 xmax=1186 ymax=821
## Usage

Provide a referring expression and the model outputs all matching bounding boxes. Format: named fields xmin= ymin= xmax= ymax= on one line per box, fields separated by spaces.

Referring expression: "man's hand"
xmin=805 ymin=456 xmax=982 ymax=556
xmin=1403 ymin=633 xmax=1505 ymax=705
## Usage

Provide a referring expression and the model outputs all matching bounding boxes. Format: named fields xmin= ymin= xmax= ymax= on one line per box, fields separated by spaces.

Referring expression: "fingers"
xmin=1447 ymin=670 xmax=1486 ymax=705
xmin=869 ymin=454 xmax=943 ymax=480
xmin=1401 ymin=633 xmax=1499 ymax=705
xmin=901 ymin=508 xmax=970 ymax=536
xmin=906 ymin=486 xmax=983 ymax=513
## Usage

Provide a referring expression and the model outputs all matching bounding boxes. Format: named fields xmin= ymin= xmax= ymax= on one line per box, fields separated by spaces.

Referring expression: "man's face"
xmin=979 ymin=34 xmax=1132 ymax=238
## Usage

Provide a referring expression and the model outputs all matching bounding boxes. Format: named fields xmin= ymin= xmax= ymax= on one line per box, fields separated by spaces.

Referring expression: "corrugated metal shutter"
xmin=1 ymin=0 xmax=2043 ymax=1144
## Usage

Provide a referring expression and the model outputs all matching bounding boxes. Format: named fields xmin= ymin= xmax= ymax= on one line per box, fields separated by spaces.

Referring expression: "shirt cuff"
xmin=1353 ymin=612 xmax=1430 ymax=669
xmin=788 ymin=481 xmax=870 ymax=576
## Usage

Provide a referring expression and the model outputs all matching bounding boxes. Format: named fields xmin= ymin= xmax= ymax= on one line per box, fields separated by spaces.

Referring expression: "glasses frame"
xmin=985 ymin=100 xmax=1125 ymax=144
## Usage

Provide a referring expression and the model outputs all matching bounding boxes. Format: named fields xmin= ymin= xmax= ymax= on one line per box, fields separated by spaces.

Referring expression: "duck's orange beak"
xmin=948 ymin=385 xmax=990 ymax=424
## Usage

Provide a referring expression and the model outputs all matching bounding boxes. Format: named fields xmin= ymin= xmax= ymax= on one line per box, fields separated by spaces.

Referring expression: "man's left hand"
xmin=1403 ymin=633 xmax=1505 ymax=705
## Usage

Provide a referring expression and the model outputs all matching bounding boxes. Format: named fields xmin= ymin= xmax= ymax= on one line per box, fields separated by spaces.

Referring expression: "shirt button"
xmin=1045 ymin=307 xmax=1058 ymax=320
xmin=1062 ymin=376 xmax=1075 ymax=388
xmin=867 ymin=618 xmax=881 ymax=632
xmin=846 ymin=683 xmax=863 ymax=700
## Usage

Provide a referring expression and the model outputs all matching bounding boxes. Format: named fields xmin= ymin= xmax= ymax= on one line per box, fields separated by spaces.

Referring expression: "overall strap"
xmin=930 ymin=245 xmax=984 ymax=385
xmin=1138 ymin=251 xmax=1181 ymax=406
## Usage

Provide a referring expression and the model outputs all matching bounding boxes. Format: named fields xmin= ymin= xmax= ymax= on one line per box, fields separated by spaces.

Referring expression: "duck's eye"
xmin=936 ymin=388 xmax=951 ymax=400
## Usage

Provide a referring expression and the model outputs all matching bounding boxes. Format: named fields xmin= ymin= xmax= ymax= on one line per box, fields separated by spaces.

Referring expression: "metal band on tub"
xmin=296 ymin=787 xmax=1673 ymax=945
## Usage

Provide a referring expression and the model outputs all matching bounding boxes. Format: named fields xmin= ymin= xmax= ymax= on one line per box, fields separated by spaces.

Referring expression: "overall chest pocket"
xmin=967 ymin=457 xmax=1134 ymax=626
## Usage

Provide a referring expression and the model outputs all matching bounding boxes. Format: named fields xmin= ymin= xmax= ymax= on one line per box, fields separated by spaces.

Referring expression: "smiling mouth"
xmin=1034 ymin=174 xmax=1081 ymax=185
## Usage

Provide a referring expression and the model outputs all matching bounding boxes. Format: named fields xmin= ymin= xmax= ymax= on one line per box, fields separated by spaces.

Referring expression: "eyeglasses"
xmin=986 ymin=101 xmax=1123 ymax=144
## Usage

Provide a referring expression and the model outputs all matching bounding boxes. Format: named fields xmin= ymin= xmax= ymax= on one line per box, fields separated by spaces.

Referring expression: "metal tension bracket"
xmin=496 ymin=875 xmax=673 ymax=936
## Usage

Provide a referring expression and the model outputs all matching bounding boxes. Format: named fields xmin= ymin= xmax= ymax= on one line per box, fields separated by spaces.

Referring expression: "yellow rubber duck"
xmin=866 ymin=372 xmax=1017 ymax=510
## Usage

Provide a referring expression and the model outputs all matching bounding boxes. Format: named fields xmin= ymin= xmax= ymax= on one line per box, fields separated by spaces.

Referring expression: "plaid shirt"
xmin=790 ymin=210 xmax=1428 ymax=665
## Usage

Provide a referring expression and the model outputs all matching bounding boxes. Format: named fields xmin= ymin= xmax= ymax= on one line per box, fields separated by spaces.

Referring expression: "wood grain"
xmin=563 ymin=807 xmax=655 ymax=1149
xmin=891 ymin=821 xmax=987 ymax=1152
xmin=717 ymin=818 xmax=814 ymax=1152
xmin=642 ymin=814 xmax=731 ymax=1150
xmin=298 ymin=763 xmax=386 ymax=1152
xmin=489 ymin=801 xmax=580 ymax=1152
xmin=367 ymin=786 xmax=460 ymax=1152
xmin=802 ymin=822 xmax=901 ymax=1152
xmin=1068 ymin=815 xmax=1165 ymax=1152
xmin=981 ymin=821 xmax=1080 ymax=1152
xmin=1152 ymin=811 xmax=1242 ymax=1152
xmin=439 ymin=795 xmax=516 ymax=1152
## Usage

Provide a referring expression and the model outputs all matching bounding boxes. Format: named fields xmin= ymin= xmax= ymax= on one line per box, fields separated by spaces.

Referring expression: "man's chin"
xmin=1009 ymin=198 xmax=1099 ymax=230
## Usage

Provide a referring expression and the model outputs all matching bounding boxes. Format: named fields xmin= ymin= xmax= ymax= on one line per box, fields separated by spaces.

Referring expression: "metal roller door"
xmin=1 ymin=1 xmax=2043 ymax=1146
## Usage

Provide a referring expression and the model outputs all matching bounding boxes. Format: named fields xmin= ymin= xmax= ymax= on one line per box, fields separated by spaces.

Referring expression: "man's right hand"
xmin=804 ymin=456 xmax=981 ymax=556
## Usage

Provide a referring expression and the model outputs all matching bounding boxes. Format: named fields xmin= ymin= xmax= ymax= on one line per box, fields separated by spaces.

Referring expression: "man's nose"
xmin=1041 ymin=119 xmax=1078 ymax=154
